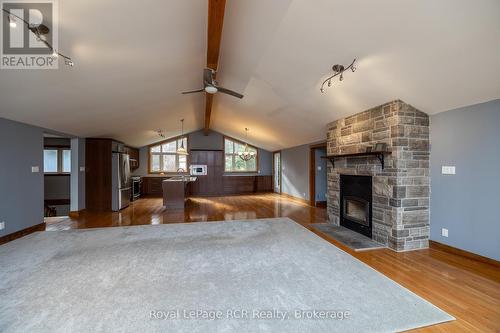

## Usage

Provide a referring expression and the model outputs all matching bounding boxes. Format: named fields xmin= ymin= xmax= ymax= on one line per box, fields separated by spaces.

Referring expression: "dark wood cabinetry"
xmin=222 ymin=175 xmax=272 ymax=195
xmin=189 ymin=150 xmax=224 ymax=196
xmin=142 ymin=177 xmax=169 ymax=196
xmin=125 ymin=146 xmax=140 ymax=170
xmin=256 ymin=175 xmax=273 ymax=192
xmin=85 ymin=139 xmax=113 ymax=211
xmin=86 ymin=139 xmax=141 ymax=210
xmin=189 ymin=150 xmax=272 ymax=196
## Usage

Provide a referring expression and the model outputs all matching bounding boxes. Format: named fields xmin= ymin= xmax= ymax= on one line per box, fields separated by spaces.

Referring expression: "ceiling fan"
xmin=182 ymin=68 xmax=244 ymax=99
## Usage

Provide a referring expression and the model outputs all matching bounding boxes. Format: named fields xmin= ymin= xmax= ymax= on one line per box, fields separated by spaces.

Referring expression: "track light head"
xmin=8 ymin=15 xmax=16 ymax=28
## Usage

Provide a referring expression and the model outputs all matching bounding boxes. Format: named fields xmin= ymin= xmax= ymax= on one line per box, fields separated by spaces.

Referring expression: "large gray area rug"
xmin=0 ymin=218 xmax=453 ymax=332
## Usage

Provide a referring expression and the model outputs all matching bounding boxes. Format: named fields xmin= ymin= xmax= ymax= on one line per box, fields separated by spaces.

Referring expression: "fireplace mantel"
xmin=322 ymin=151 xmax=392 ymax=169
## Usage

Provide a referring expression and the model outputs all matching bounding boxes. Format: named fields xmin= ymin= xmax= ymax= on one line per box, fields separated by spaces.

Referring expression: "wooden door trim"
xmin=272 ymin=151 xmax=282 ymax=194
xmin=309 ymin=142 xmax=327 ymax=207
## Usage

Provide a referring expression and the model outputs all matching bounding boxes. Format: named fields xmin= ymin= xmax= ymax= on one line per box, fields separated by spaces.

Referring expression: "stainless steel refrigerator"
xmin=112 ymin=152 xmax=131 ymax=211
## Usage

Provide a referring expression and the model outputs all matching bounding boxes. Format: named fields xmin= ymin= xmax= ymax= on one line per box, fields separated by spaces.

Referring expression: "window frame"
xmin=223 ymin=136 xmax=259 ymax=173
xmin=44 ymin=147 xmax=71 ymax=175
xmin=148 ymin=135 xmax=189 ymax=174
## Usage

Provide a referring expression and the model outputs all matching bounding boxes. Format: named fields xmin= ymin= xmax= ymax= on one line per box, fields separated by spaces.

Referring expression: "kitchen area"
xmin=84 ymin=130 xmax=273 ymax=213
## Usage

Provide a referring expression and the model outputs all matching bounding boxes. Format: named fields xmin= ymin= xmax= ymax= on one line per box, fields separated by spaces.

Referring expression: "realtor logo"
xmin=1 ymin=0 xmax=58 ymax=69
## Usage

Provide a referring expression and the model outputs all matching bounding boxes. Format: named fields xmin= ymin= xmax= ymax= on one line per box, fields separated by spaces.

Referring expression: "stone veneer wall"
xmin=326 ymin=100 xmax=430 ymax=251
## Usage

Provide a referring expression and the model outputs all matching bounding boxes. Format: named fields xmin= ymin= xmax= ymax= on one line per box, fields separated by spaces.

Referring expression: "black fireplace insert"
xmin=340 ymin=175 xmax=372 ymax=238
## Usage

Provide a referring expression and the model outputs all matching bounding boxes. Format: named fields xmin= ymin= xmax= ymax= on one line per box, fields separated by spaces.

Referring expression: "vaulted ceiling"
xmin=1 ymin=0 xmax=499 ymax=151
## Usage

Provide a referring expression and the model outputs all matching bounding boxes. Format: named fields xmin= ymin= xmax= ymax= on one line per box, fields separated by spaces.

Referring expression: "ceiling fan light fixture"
xmin=205 ymin=86 xmax=218 ymax=94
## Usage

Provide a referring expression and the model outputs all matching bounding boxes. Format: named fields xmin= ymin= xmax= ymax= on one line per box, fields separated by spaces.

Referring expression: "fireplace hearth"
xmin=340 ymin=175 xmax=372 ymax=238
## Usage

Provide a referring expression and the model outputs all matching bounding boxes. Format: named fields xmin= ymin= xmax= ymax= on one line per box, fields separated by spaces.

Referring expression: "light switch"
xmin=317 ymin=166 xmax=322 ymax=171
xmin=31 ymin=166 xmax=40 ymax=173
xmin=441 ymin=166 xmax=456 ymax=175
xmin=80 ymin=166 xmax=86 ymax=172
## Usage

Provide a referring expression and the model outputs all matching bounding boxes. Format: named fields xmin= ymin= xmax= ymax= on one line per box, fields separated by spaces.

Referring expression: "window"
xmin=224 ymin=137 xmax=258 ymax=172
xmin=149 ymin=137 xmax=188 ymax=173
xmin=44 ymin=148 xmax=71 ymax=173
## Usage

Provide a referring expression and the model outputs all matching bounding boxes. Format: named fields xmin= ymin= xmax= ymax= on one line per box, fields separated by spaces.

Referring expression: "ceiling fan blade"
xmin=182 ymin=89 xmax=205 ymax=95
xmin=217 ymin=87 xmax=244 ymax=99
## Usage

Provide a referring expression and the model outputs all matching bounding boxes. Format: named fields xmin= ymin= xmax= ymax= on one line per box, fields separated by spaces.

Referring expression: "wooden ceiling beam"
xmin=204 ymin=0 xmax=226 ymax=135
xmin=204 ymin=93 xmax=214 ymax=135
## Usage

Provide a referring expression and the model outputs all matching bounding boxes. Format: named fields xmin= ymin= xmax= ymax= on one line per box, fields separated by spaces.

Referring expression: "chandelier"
xmin=1 ymin=8 xmax=74 ymax=66
xmin=320 ymin=58 xmax=356 ymax=93
xmin=238 ymin=128 xmax=256 ymax=161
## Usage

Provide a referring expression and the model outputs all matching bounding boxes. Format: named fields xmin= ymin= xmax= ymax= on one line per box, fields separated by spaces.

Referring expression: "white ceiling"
xmin=1 ymin=0 xmax=499 ymax=151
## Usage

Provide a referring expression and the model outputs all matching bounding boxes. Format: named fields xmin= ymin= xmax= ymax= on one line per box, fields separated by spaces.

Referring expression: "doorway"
xmin=43 ymin=135 xmax=72 ymax=218
xmin=309 ymin=143 xmax=327 ymax=207
xmin=273 ymin=152 xmax=281 ymax=193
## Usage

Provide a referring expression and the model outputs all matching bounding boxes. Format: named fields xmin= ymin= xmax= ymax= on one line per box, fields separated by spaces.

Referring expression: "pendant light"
xmin=177 ymin=119 xmax=189 ymax=156
xmin=238 ymin=128 xmax=256 ymax=161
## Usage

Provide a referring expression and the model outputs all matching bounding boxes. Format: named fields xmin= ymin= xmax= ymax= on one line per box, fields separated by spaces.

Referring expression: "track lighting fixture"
xmin=156 ymin=129 xmax=166 ymax=139
xmin=1 ymin=8 xmax=74 ymax=67
xmin=320 ymin=59 xmax=356 ymax=93
xmin=8 ymin=14 xmax=16 ymax=28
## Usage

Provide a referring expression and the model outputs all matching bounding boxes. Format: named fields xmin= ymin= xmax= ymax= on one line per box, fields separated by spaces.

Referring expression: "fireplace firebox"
xmin=340 ymin=175 xmax=372 ymax=238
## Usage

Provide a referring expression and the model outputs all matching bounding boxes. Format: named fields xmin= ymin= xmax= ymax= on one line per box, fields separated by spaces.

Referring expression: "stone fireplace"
xmin=326 ymin=100 xmax=430 ymax=251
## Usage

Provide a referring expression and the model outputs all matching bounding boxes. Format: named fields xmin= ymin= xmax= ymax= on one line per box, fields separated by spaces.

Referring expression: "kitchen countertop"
xmin=163 ymin=176 xmax=197 ymax=183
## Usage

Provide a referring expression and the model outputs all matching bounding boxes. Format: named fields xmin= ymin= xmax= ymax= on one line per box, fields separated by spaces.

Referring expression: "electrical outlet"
xmin=31 ymin=166 xmax=40 ymax=173
xmin=79 ymin=166 xmax=85 ymax=172
xmin=0 ymin=222 xmax=5 ymax=230
xmin=441 ymin=166 xmax=456 ymax=175
xmin=317 ymin=166 xmax=322 ymax=171
xmin=441 ymin=228 xmax=449 ymax=237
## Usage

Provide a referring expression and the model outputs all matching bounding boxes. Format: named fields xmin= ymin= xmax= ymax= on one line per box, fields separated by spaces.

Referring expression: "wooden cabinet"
xmin=125 ymin=146 xmax=140 ymax=170
xmin=222 ymin=175 xmax=273 ymax=195
xmin=85 ymin=139 xmax=113 ymax=211
xmin=256 ymin=175 xmax=273 ymax=192
xmin=189 ymin=150 xmax=224 ymax=196
xmin=142 ymin=177 xmax=169 ymax=196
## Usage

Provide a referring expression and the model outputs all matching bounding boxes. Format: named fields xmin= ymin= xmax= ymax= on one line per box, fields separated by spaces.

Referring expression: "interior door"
xmin=273 ymin=152 xmax=281 ymax=193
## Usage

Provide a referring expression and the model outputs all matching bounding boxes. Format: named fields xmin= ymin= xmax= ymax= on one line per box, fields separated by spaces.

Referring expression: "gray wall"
xmin=430 ymin=99 xmax=500 ymax=260
xmin=281 ymin=143 xmax=310 ymax=201
xmin=314 ymin=148 xmax=327 ymax=202
xmin=0 ymin=118 xmax=44 ymax=236
xmin=132 ymin=129 xmax=272 ymax=176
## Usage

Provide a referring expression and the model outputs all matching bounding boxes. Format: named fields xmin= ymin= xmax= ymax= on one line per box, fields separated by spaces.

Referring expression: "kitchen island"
xmin=162 ymin=176 xmax=197 ymax=209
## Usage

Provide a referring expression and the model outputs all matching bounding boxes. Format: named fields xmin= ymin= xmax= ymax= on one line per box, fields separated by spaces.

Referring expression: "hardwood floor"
xmin=46 ymin=194 xmax=500 ymax=332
